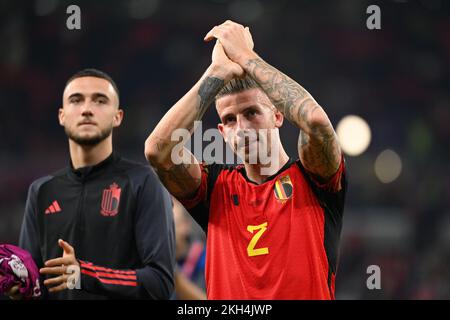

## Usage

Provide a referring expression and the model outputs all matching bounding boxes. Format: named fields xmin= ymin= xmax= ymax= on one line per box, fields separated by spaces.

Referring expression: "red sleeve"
xmin=177 ymin=164 xmax=209 ymax=210
xmin=306 ymin=155 xmax=346 ymax=193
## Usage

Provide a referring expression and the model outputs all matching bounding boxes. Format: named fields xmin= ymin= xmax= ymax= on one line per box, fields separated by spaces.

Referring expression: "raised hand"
xmin=204 ymin=20 xmax=257 ymax=67
xmin=211 ymin=40 xmax=244 ymax=81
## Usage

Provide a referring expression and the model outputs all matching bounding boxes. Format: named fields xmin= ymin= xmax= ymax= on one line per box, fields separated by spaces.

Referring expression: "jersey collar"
xmin=68 ymin=151 xmax=118 ymax=182
xmin=238 ymin=157 xmax=296 ymax=185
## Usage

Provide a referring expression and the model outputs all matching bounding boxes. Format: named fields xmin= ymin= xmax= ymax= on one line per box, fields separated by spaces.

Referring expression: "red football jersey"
xmin=179 ymin=157 xmax=347 ymax=300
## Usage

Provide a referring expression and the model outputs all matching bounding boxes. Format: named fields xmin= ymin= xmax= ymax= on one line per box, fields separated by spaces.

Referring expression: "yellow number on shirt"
xmin=247 ymin=222 xmax=269 ymax=257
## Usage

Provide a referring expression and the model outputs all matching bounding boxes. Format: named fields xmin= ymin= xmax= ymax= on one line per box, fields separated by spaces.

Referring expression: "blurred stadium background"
xmin=0 ymin=0 xmax=449 ymax=299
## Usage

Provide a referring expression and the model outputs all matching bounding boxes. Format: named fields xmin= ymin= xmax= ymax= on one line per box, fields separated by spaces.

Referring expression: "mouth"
xmin=78 ymin=121 xmax=97 ymax=127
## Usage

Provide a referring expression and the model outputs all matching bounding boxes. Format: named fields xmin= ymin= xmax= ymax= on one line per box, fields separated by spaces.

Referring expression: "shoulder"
xmin=28 ymin=173 xmax=59 ymax=196
xmin=27 ymin=164 xmax=75 ymax=199
xmin=294 ymin=156 xmax=347 ymax=194
xmin=115 ymin=156 xmax=149 ymax=171
xmin=202 ymin=162 xmax=240 ymax=188
xmin=202 ymin=162 xmax=238 ymax=175
xmin=116 ymin=156 xmax=168 ymax=193
xmin=114 ymin=156 xmax=156 ymax=179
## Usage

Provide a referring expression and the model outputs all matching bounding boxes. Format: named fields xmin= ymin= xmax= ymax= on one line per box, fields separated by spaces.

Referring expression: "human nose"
xmin=80 ymin=100 xmax=94 ymax=116
xmin=236 ymin=115 xmax=251 ymax=136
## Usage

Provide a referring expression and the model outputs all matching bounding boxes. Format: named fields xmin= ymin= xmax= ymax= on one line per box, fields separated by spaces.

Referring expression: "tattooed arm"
xmin=205 ymin=21 xmax=342 ymax=182
xmin=145 ymin=41 xmax=243 ymax=198
xmin=245 ymin=58 xmax=342 ymax=182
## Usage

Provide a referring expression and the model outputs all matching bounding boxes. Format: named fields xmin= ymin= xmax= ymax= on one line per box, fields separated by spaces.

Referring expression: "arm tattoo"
xmin=152 ymin=77 xmax=223 ymax=197
xmin=197 ymin=76 xmax=224 ymax=120
xmin=245 ymin=58 xmax=311 ymax=126
xmin=155 ymin=163 xmax=201 ymax=198
xmin=298 ymin=126 xmax=341 ymax=180
xmin=299 ymin=129 xmax=309 ymax=146
xmin=246 ymin=57 xmax=341 ymax=179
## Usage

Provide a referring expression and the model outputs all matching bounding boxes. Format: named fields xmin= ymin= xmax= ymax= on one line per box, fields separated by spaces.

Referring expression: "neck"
xmin=243 ymin=144 xmax=289 ymax=184
xmin=69 ymin=137 xmax=113 ymax=169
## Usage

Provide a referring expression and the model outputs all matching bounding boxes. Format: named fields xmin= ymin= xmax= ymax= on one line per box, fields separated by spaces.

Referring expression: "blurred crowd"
xmin=0 ymin=0 xmax=449 ymax=299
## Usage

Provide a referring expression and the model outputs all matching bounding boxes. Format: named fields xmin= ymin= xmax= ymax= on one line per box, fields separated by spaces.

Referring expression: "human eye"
xmin=69 ymin=97 xmax=81 ymax=104
xmin=224 ymin=115 xmax=236 ymax=125
xmin=246 ymin=109 xmax=257 ymax=118
xmin=95 ymin=97 xmax=107 ymax=104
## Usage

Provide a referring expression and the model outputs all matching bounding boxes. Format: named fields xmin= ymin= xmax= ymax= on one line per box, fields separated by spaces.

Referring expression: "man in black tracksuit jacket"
xmin=20 ymin=152 xmax=174 ymax=299
xmin=14 ymin=69 xmax=175 ymax=299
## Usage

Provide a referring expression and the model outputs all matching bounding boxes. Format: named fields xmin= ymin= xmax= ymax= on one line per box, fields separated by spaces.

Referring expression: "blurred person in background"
xmin=172 ymin=198 xmax=206 ymax=300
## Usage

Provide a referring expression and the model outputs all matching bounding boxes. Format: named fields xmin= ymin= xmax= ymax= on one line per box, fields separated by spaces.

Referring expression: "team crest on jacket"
xmin=274 ymin=175 xmax=293 ymax=203
xmin=101 ymin=183 xmax=121 ymax=216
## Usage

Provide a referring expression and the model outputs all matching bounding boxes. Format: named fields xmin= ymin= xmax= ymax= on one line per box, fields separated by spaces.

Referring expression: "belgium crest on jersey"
xmin=101 ymin=182 xmax=121 ymax=216
xmin=273 ymin=175 xmax=293 ymax=203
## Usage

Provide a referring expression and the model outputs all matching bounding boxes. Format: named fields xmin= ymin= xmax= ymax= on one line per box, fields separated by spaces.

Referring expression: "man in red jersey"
xmin=145 ymin=20 xmax=347 ymax=299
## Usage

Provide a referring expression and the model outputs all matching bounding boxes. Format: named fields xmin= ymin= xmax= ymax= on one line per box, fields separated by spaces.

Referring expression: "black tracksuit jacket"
xmin=19 ymin=152 xmax=175 ymax=299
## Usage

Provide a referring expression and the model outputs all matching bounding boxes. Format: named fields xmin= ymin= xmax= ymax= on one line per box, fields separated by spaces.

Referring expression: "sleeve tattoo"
xmin=245 ymin=58 xmax=341 ymax=180
xmin=155 ymin=163 xmax=201 ymax=199
xmin=154 ymin=76 xmax=224 ymax=198
xmin=197 ymin=76 xmax=224 ymax=120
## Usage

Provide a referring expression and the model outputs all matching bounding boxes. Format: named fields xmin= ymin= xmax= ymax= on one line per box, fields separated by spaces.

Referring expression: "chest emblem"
xmin=101 ymin=183 xmax=121 ymax=217
xmin=273 ymin=175 xmax=293 ymax=203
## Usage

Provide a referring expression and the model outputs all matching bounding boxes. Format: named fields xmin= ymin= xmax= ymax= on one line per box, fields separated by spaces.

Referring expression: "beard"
xmin=65 ymin=125 xmax=113 ymax=146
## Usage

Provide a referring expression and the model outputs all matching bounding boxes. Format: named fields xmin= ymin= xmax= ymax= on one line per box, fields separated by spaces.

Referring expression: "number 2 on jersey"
xmin=247 ymin=222 xmax=269 ymax=257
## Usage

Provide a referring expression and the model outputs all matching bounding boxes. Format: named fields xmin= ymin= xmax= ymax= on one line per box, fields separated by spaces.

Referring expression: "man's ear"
xmin=58 ymin=108 xmax=65 ymax=126
xmin=218 ymin=123 xmax=227 ymax=142
xmin=274 ymin=109 xmax=284 ymax=128
xmin=113 ymin=108 xmax=124 ymax=127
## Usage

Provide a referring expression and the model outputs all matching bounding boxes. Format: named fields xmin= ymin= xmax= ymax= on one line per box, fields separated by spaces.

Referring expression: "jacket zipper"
xmin=75 ymin=180 xmax=86 ymax=254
